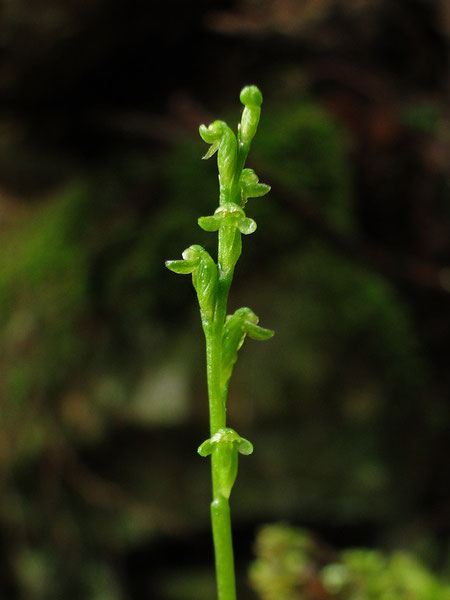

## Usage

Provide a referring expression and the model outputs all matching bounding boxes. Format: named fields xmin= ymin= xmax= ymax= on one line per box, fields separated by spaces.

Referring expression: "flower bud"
xmin=240 ymin=85 xmax=263 ymax=107
xmin=239 ymin=85 xmax=263 ymax=145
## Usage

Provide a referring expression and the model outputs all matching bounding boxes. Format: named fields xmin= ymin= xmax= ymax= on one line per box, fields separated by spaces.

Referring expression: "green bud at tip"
xmin=240 ymin=85 xmax=263 ymax=107
xmin=239 ymin=86 xmax=263 ymax=146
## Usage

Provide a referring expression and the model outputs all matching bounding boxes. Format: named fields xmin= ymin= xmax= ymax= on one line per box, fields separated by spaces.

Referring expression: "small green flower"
xmin=239 ymin=168 xmax=271 ymax=207
xmin=198 ymin=428 xmax=254 ymax=499
xmin=199 ymin=120 xmax=237 ymax=195
xmin=165 ymin=245 xmax=217 ymax=320
xmin=198 ymin=202 xmax=257 ymax=235
xmin=222 ymin=307 xmax=274 ymax=390
xmin=198 ymin=427 xmax=254 ymax=457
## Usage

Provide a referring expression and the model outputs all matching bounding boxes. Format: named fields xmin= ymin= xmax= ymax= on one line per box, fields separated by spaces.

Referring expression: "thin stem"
xmin=202 ymin=228 xmax=239 ymax=599
xmin=203 ymin=316 xmax=237 ymax=600
xmin=210 ymin=490 xmax=236 ymax=600
xmin=204 ymin=320 xmax=226 ymax=434
xmin=235 ymin=140 xmax=251 ymax=187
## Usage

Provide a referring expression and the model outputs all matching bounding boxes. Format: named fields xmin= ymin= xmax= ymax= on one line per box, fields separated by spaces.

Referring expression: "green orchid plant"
xmin=166 ymin=85 xmax=273 ymax=600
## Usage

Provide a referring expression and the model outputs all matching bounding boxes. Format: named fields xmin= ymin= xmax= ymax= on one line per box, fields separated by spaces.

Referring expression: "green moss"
xmin=250 ymin=523 xmax=450 ymax=600
xmin=256 ymin=101 xmax=353 ymax=233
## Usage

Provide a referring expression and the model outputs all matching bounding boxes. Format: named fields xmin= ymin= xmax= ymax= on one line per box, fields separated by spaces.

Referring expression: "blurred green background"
xmin=0 ymin=0 xmax=449 ymax=598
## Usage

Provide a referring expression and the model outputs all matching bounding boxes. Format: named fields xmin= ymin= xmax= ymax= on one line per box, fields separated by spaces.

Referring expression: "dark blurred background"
xmin=0 ymin=0 xmax=449 ymax=598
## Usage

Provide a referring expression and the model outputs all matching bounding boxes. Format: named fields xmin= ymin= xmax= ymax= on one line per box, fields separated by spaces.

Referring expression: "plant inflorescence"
xmin=166 ymin=85 xmax=273 ymax=600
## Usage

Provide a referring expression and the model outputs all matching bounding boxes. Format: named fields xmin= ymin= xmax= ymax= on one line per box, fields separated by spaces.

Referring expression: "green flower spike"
xmin=198 ymin=428 xmax=254 ymax=499
xmin=167 ymin=86 xmax=271 ymax=600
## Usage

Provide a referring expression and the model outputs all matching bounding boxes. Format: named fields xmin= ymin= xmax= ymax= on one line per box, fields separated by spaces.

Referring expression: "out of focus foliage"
xmin=0 ymin=0 xmax=449 ymax=599
xmin=250 ymin=523 xmax=450 ymax=600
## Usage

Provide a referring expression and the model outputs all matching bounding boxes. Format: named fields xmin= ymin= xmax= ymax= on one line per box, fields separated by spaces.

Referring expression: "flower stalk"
xmin=166 ymin=85 xmax=273 ymax=600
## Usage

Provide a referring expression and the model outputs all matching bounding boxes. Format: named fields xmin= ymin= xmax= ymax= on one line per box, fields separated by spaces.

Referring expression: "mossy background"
xmin=0 ymin=1 xmax=449 ymax=598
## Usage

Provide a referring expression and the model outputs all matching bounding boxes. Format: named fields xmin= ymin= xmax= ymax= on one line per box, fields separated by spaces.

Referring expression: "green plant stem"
xmin=202 ymin=267 xmax=236 ymax=600
xmin=204 ymin=322 xmax=226 ymax=433
xmin=210 ymin=490 xmax=236 ymax=600
xmin=205 ymin=326 xmax=237 ymax=600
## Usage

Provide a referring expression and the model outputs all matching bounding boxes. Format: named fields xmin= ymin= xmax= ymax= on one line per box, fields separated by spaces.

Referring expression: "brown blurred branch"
xmin=272 ymin=179 xmax=450 ymax=294
xmin=63 ymin=445 xmax=188 ymax=536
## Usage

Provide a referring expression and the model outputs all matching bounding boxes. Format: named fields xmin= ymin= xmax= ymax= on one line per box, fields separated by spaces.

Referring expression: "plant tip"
xmin=240 ymin=85 xmax=263 ymax=107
